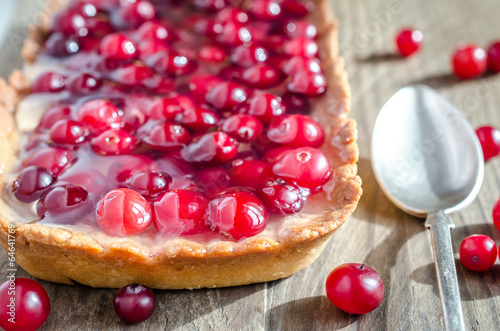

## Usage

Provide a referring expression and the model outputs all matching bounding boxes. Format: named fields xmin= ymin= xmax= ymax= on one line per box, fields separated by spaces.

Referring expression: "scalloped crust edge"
xmin=0 ymin=0 xmax=362 ymax=289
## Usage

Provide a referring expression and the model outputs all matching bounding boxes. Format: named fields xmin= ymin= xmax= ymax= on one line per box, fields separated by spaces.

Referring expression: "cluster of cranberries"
xmin=12 ymin=0 xmax=332 ymax=240
xmin=395 ymin=28 xmax=500 ymax=79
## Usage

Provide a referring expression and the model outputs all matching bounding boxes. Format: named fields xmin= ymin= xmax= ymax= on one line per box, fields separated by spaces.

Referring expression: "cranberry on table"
xmin=487 ymin=42 xmax=500 ymax=73
xmin=475 ymin=126 xmax=500 ymax=161
xmin=114 ymin=283 xmax=156 ymax=324
xmin=128 ymin=171 xmax=172 ymax=199
xmin=12 ymin=166 xmax=56 ymax=203
xmin=459 ymin=234 xmax=497 ymax=271
xmin=258 ymin=178 xmax=304 ymax=214
xmin=206 ymin=191 xmax=268 ymax=240
xmin=153 ymin=189 xmax=209 ymax=235
xmin=96 ymin=188 xmax=152 ymax=236
xmin=493 ymin=198 xmax=500 ymax=233
xmin=267 ymin=114 xmax=325 ymax=148
xmin=452 ymin=43 xmax=488 ymax=79
xmin=326 ymin=263 xmax=384 ymax=315
xmin=395 ymin=28 xmax=423 ymax=57
xmin=0 ymin=278 xmax=51 ymax=331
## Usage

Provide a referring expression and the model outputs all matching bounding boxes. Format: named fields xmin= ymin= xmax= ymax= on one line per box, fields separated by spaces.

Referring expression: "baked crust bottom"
xmin=0 ymin=0 xmax=362 ymax=289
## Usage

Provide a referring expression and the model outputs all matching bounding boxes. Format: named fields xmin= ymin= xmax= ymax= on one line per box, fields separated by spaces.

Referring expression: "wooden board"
xmin=2 ymin=0 xmax=500 ymax=329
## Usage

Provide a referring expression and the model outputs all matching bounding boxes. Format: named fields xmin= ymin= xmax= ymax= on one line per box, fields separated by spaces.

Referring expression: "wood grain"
xmin=2 ymin=0 xmax=500 ymax=330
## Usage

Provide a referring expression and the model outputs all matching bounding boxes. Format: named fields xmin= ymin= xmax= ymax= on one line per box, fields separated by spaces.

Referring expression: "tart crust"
xmin=0 ymin=0 xmax=361 ymax=289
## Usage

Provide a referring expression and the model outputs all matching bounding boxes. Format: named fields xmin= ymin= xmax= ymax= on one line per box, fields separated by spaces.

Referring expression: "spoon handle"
xmin=425 ymin=211 xmax=465 ymax=331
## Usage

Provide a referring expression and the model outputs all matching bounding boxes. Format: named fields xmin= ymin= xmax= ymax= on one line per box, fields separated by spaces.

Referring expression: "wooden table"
xmin=2 ymin=0 xmax=500 ymax=330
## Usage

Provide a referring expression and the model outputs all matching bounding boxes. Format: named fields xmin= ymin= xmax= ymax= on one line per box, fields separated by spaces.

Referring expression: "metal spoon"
xmin=371 ymin=85 xmax=484 ymax=331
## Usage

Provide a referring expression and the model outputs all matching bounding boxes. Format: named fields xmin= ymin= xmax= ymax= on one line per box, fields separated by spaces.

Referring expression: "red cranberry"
xmin=257 ymin=177 xmax=304 ymax=214
xmin=267 ymin=114 xmax=325 ymax=148
xmin=137 ymin=39 xmax=170 ymax=59
xmin=272 ymin=147 xmax=331 ymax=189
xmin=263 ymin=147 xmax=294 ymax=163
xmin=216 ymin=7 xmax=248 ymax=25
xmin=283 ymin=37 xmax=318 ymax=58
xmin=142 ymin=121 xmax=191 ymax=151
xmin=188 ymin=75 xmax=223 ymax=103
xmin=192 ymin=17 xmax=222 ymax=38
xmin=76 ymin=99 xmax=122 ymax=131
xmin=395 ymin=28 xmax=423 ymax=57
xmin=219 ymin=65 xmax=245 ymax=81
xmin=109 ymin=63 xmax=155 ymax=86
xmin=22 ymin=147 xmax=74 ymax=175
xmin=67 ymin=72 xmax=102 ymax=94
xmin=285 ymin=20 xmax=317 ymax=39
xmin=283 ymin=56 xmax=321 ymax=76
xmin=206 ymin=191 xmax=268 ymax=240
xmin=281 ymin=0 xmax=314 ymax=17
xmin=0 ymin=278 xmax=50 ymax=331
xmin=228 ymin=159 xmax=274 ymax=188
xmin=58 ymin=169 xmax=107 ymax=197
xmin=230 ymin=44 xmax=268 ymax=67
xmin=237 ymin=93 xmax=285 ymax=123
xmin=44 ymin=32 xmax=81 ymax=57
xmin=143 ymin=75 xmax=175 ymax=94
xmin=31 ymin=72 xmax=66 ymax=93
xmin=37 ymin=185 xmax=92 ymax=223
xmin=249 ymin=0 xmax=282 ymax=20
xmin=182 ymin=132 xmax=238 ymax=164
xmin=153 ymin=189 xmax=209 ymax=235
xmin=326 ymin=263 xmax=384 ymax=315
xmin=110 ymin=0 xmax=156 ymax=30
xmin=97 ymin=188 xmax=152 ymax=236
xmin=114 ymin=283 xmax=156 ymax=324
xmin=460 ymin=235 xmax=497 ymax=271
xmin=86 ymin=16 xmax=114 ymax=38
xmin=476 ymin=126 xmax=500 ymax=161
xmin=36 ymin=104 xmax=71 ymax=132
xmin=216 ymin=22 xmax=252 ymax=46
xmin=12 ymin=166 xmax=56 ymax=203
xmin=280 ymin=92 xmax=311 ymax=114
xmin=205 ymin=81 xmax=247 ymax=110
xmin=91 ymin=128 xmax=136 ymax=155
xmin=452 ymin=43 xmax=488 ymax=79
xmin=99 ymin=33 xmax=138 ymax=62
xmin=135 ymin=21 xmax=171 ymax=43
xmin=194 ymin=0 xmax=227 ymax=11
xmin=147 ymin=96 xmax=183 ymax=120
xmin=198 ymin=45 xmax=228 ymax=63
xmin=196 ymin=167 xmax=231 ymax=198
xmin=261 ymin=34 xmax=287 ymax=52
xmin=146 ymin=50 xmax=197 ymax=76
xmin=242 ymin=64 xmax=282 ymax=88
xmin=287 ymin=70 xmax=326 ymax=96
xmin=108 ymin=155 xmax=158 ymax=184
xmin=487 ymin=42 xmax=500 ymax=73
xmin=493 ymin=198 xmax=500 ymax=232
xmin=175 ymin=107 xmax=219 ymax=132
xmin=156 ymin=151 xmax=196 ymax=178
xmin=128 ymin=171 xmax=172 ymax=199
xmin=49 ymin=119 xmax=89 ymax=145
xmin=221 ymin=114 xmax=263 ymax=142
xmin=52 ymin=8 xmax=88 ymax=36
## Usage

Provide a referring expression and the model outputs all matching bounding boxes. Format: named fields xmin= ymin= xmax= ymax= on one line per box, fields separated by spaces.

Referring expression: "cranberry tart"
xmin=0 ymin=0 xmax=361 ymax=289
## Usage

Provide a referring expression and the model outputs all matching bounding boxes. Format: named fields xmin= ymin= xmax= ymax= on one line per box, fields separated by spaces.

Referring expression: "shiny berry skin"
xmin=0 ymin=278 xmax=51 ymax=331
xmin=91 ymin=129 xmax=137 ymax=155
xmin=283 ymin=56 xmax=321 ymax=76
xmin=206 ymin=191 xmax=268 ymax=240
xmin=263 ymin=147 xmax=295 ymax=163
xmin=475 ymin=126 xmax=500 ymax=161
xmin=250 ymin=0 xmax=282 ymax=20
xmin=188 ymin=75 xmax=223 ymax=103
xmin=36 ymin=104 xmax=72 ymax=132
xmin=215 ymin=23 xmax=252 ymax=46
xmin=114 ymin=283 xmax=156 ymax=324
xmin=135 ymin=21 xmax=171 ymax=43
xmin=153 ymin=189 xmax=209 ymax=235
xmin=242 ymin=64 xmax=282 ymax=88
xmin=108 ymin=155 xmax=158 ymax=184
xmin=67 ymin=72 xmax=102 ymax=94
xmin=49 ymin=119 xmax=89 ymax=145
xmin=237 ymin=93 xmax=285 ymax=123
xmin=12 ymin=166 xmax=56 ymax=203
xmin=459 ymin=235 xmax=497 ymax=271
xmin=326 ymin=263 xmax=384 ymax=315
xmin=230 ymin=44 xmax=268 ymax=67
xmin=267 ymin=114 xmax=325 ymax=148
xmin=22 ymin=147 xmax=74 ymax=175
xmin=283 ymin=37 xmax=318 ymax=58
xmin=198 ymin=45 xmax=227 ymax=63
xmin=128 ymin=171 xmax=172 ymax=199
xmin=109 ymin=63 xmax=155 ymax=87
xmin=99 ymin=33 xmax=137 ymax=62
xmin=147 ymin=50 xmax=197 ymax=76
xmin=147 ymin=97 xmax=183 ymax=121
xmin=282 ymin=0 xmax=314 ymax=17
xmin=205 ymin=81 xmax=247 ymax=110
xmin=182 ymin=132 xmax=238 ymax=164
xmin=196 ymin=167 xmax=231 ymax=199
xmin=96 ymin=188 xmax=152 ymax=236
xmin=31 ymin=72 xmax=66 ymax=93
xmin=175 ymin=107 xmax=219 ymax=132
xmin=452 ymin=43 xmax=488 ymax=79
xmin=493 ymin=198 xmax=500 ymax=232
xmin=395 ymin=28 xmax=423 ymax=57
xmin=221 ymin=114 xmax=263 ymax=142
xmin=216 ymin=7 xmax=248 ymax=25
xmin=52 ymin=8 xmax=88 ymax=36
xmin=110 ymin=0 xmax=156 ymax=30
xmin=228 ymin=159 xmax=274 ymax=188
xmin=287 ymin=70 xmax=326 ymax=96
xmin=44 ymin=32 xmax=81 ymax=57
xmin=281 ymin=92 xmax=311 ymax=114
xmin=142 ymin=122 xmax=191 ymax=151
xmin=76 ymin=99 xmax=122 ymax=131
xmin=272 ymin=147 xmax=331 ymax=189
xmin=285 ymin=20 xmax=317 ymax=39
xmin=487 ymin=42 xmax=500 ymax=73
xmin=258 ymin=178 xmax=304 ymax=214
xmin=37 ymin=185 xmax=92 ymax=223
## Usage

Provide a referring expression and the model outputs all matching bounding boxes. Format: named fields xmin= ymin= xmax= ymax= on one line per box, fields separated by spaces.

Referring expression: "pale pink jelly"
xmin=5 ymin=0 xmax=338 ymax=246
